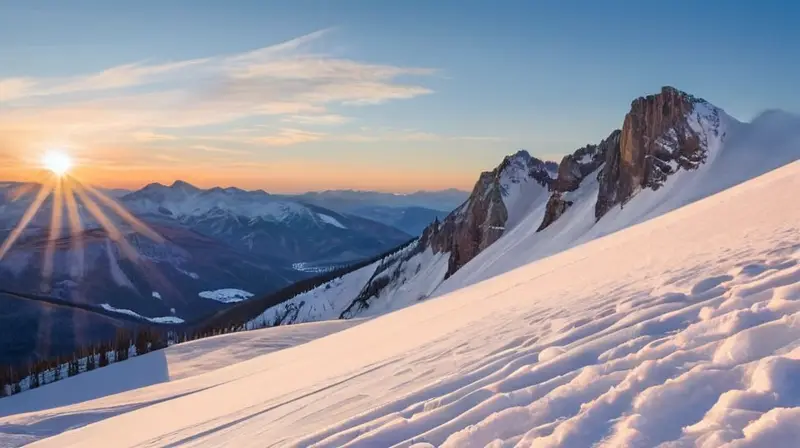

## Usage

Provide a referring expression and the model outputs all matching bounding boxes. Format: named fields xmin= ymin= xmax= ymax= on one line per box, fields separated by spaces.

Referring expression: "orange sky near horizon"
xmin=0 ymin=148 xmax=479 ymax=194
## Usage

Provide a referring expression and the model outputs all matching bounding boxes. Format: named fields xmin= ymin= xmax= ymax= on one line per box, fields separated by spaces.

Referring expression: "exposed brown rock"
xmin=596 ymin=86 xmax=715 ymax=220
xmin=538 ymin=130 xmax=621 ymax=231
xmin=420 ymin=151 xmax=556 ymax=279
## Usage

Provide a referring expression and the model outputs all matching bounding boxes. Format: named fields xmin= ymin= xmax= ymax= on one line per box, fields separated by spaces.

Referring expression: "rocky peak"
xmin=537 ymin=130 xmax=622 ymax=231
xmin=595 ymin=86 xmax=725 ymax=219
xmin=498 ymin=150 xmax=558 ymax=193
xmin=419 ymin=150 xmax=557 ymax=279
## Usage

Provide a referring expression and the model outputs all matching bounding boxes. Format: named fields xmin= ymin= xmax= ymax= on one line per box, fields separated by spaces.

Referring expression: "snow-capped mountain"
xmin=0 ymin=181 xmax=411 ymax=366
xmin=288 ymin=189 xmax=470 ymax=236
xmin=120 ymin=181 xmax=411 ymax=264
xmin=289 ymin=188 xmax=469 ymax=213
xmin=237 ymin=86 xmax=800 ymax=328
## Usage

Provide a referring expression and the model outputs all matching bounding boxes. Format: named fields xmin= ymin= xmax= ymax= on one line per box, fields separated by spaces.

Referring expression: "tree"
xmin=86 ymin=350 xmax=96 ymax=371
xmin=54 ymin=358 xmax=63 ymax=381
xmin=99 ymin=345 xmax=109 ymax=367
xmin=135 ymin=329 xmax=149 ymax=356
xmin=29 ymin=365 xmax=40 ymax=389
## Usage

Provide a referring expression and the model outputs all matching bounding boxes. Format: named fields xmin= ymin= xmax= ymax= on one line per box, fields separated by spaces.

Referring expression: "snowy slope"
xmin=239 ymin=98 xmax=798 ymax=324
xmin=0 ymin=320 xmax=360 ymax=445
xmin=436 ymin=103 xmax=799 ymax=297
xmin=3 ymin=160 xmax=798 ymax=447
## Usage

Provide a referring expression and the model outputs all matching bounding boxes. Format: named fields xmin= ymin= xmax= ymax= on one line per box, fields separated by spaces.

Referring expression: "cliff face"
xmin=596 ymin=86 xmax=724 ymax=219
xmin=421 ymin=151 xmax=556 ymax=278
xmin=538 ymin=130 xmax=621 ymax=231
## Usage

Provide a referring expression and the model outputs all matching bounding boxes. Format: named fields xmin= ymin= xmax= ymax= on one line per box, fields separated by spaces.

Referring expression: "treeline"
xmin=0 ymin=238 xmax=419 ymax=400
xmin=0 ymin=327 xmax=168 ymax=398
xmin=195 ymin=237 xmax=418 ymax=333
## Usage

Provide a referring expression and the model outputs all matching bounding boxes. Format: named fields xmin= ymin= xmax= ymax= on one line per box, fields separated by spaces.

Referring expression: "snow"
xmin=177 ymin=267 xmax=200 ymax=279
xmin=99 ymin=303 xmax=185 ymax=324
xmin=123 ymin=183 xmax=312 ymax=223
xmin=0 ymin=320 xmax=359 ymax=446
xmin=434 ymin=103 xmax=798 ymax=298
xmin=248 ymin=259 xmax=381 ymax=326
xmin=317 ymin=213 xmax=347 ymax=229
xmin=498 ymin=154 xmax=552 ymax=230
xmin=151 ymin=291 xmax=161 ymax=300
xmin=198 ymin=288 xmax=254 ymax=304
xmin=2 ymin=158 xmax=797 ymax=446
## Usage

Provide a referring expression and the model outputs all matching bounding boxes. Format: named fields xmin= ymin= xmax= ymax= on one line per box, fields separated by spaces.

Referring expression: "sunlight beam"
xmin=72 ymin=184 xmax=141 ymax=262
xmin=9 ymin=183 xmax=38 ymax=202
xmin=63 ymin=178 xmax=86 ymax=280
xmin=0 ymin=182 xmax=54 ymax=261
xmin=41 ymin=178 xmax=64 ymax=288
xmin=78 ymin=180 xmax=164 ymax=243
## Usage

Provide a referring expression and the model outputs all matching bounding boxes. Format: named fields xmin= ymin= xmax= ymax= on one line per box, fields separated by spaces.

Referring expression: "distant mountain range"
xmin=1 ymin=182 xmax=466 ymax=364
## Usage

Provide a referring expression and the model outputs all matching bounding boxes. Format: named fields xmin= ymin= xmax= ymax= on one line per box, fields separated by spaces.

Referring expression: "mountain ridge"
xmin=229 ymin=85 xmax=800 ymax=328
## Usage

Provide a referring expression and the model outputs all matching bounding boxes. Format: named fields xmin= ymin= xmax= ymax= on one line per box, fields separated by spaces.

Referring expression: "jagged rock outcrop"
xmin=596 ymin=86 xmax=724 ymax=219
xmin=421 ymin=151 xmax=556 ymax=278
xmin=538 ymin=130 xmax=621 ymax=231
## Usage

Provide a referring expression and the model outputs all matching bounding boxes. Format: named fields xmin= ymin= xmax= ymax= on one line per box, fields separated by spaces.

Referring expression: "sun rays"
xmin=0 ymin=170 xmax=164 ymax=291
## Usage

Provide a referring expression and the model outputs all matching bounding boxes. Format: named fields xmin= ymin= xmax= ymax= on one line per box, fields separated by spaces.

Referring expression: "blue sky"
xmin=1 ymin=0 xmax=798 ymax=192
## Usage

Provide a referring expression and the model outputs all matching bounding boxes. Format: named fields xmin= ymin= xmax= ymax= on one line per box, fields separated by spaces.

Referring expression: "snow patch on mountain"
xmin=199 ymin=289 xmax=254 ymax=304
xmin=498 ymin=151 xmax=554 ymax=229
xmin=176 ymin=267 xmax=199 ymax=280
xmin=99 ymin=304 xmax=184 ymax=324
xmin=316 ymin=213 xmax=347 ymax=229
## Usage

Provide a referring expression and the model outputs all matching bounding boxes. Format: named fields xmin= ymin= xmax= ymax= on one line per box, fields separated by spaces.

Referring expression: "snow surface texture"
xmin=99 ymin=304 xmax=184 ymax=324
xmin=198 ymin=288 xmax=254 ymax=304
xmin=3 ymin=161 xmax=798 ymax=447
xmin=0 ymin=320 xmax=360 ymax=446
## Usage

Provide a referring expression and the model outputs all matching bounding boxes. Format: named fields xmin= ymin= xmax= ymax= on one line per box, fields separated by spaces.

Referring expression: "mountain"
xmin=341 ymin=205 xmax=449 ymax=236
xmin=289 ymin=189 xmax=470 ymax=236
xmin=5 ymin=149 xmax=798 ymax=447
xmin=290 ymin=188 xmax=469 ymax=213
xmin=225 ymin=86 xmax=799 ymax=328
xmin=120 ymin=181 xmax=410 ymax=265
xmin=0 ymin=181 xmax=411 ymax=366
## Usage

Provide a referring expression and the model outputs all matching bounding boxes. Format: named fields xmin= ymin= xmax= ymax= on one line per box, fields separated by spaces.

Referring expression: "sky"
xmin=1 ymin=0 xmax=798 ymax=193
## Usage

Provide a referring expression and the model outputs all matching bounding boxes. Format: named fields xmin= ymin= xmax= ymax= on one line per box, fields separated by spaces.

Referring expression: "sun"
xmin=42 ymin=150 xmax=73 ymax=176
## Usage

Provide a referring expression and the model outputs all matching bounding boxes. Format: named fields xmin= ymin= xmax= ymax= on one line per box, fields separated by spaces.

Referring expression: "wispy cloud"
xmin=253 ymin=128 xmax=325 ymax=146
xmin=281 ymin=114 xmax=351 ymax=125
xmin=334 ymin=129 xmax=507 ymax=143
xmin=0 ymin=29 xmax=436 ymax=143
xmin=191 ymin=144 xmax=252 ymax=155
xmin=131 ymin=131 xmax=178 ymax=142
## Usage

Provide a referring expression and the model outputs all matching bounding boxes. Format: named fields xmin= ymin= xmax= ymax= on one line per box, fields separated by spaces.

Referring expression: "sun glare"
xmin=42 ymin=150 xmax=73 ymax=176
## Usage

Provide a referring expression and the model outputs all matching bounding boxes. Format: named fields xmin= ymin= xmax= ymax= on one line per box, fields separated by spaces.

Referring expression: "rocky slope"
xmin=596 ymin=86 xmax=726 ymax=218
xmin=239 ymin=85 xmax=798 ymax=328
xmin=243 ymin=151 xmax=559 ymax=324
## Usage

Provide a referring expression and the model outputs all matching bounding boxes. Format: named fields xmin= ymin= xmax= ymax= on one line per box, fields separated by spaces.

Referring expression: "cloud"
xmin=191 ymin=144 xmax=251 ymax=155
xmin=253 ymin=128 xmax=325 ymax=146
xmin=281 ymin=114 xmax=351 ymax=125
xmin=0 ymin=78 xmax=37 ymax=101
xmin=0 ymin=28 xmax=439 ymax=156
xmin=132 ymin=131 xmax=178 ymax=142
xmin=334 ymin=130 xmax=506 ymax=143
